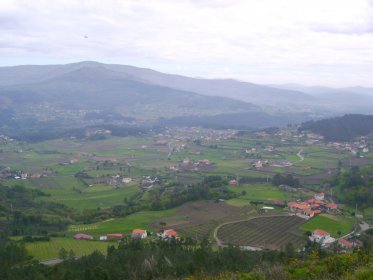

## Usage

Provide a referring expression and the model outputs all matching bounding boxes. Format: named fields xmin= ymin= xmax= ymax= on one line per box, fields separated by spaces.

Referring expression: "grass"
xmin=25 ymin=237 xmax=117 ymax=261
xmin=228 ymin=184 xmax=293 ymax=202
xmin=38 ymin=183 xmax=138 ymax=210
xmin=68 ymin=209 xmax=175 ymax=236
xmin=300 ymin=214 xmax=355 ymax=237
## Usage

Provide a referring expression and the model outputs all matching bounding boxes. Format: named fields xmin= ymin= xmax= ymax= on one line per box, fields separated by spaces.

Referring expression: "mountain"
xmin=0 ymin=62 xmax=257 ymax=120
xmin=271 ymin=84 xmax=373 ymax=114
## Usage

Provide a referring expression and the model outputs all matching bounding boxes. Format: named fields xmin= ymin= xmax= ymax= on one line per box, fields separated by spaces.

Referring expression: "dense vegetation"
xmin=331 ymin=166 xmax=373 ymax=209
xmin=0 ymin=185 xmax=73 ymax=236
xmin=1 ymin=237 xmax=373 ymax=280
xmin=300 ymin=114 xmax=373 ymax=141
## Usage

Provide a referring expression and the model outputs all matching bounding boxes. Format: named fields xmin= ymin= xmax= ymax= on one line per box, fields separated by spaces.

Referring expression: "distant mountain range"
xmin=0 ymin=61 xmax=372 ymax=133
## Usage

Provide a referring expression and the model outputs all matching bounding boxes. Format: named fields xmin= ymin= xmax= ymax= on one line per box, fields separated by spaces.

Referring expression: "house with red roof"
xmin=312 ymin=229 xmax=329 ymax=239
xmin=287 ymin=201 xmax=311 ymax=213
xmin=131 ymin=229 xmax=147 ymax=239
xmin=326 ymin=203 xmax=338 ymax=211
xmin=160 ymin=229 xmax=178 ymax=239
xmin=74 ymin=233 xmax=94 ymax=240
xmin=303 ymin=209 xmax=321 ymax=218
xmin=338 ymin=238 xmax=353 ymax=249
xmin=106 ymin=233 xmax=123 ymax=240
xmin=310 ymin=229 xmax=335 ymax=246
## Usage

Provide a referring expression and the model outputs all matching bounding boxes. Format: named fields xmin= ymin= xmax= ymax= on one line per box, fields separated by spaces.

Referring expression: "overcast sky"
xmin=1 ymin=0 xmax=373 ymax=86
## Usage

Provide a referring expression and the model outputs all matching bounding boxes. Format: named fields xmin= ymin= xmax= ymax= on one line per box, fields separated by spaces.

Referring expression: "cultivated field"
xmin=217 ymin=215 xmax=306 ymax=250
xmin=25 ymin=238 xmax=117 ymax=261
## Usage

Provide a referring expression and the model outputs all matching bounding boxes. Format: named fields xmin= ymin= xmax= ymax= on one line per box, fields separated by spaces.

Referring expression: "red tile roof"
xmin=164 ymin=229 xmax=178 ymax=237
xmin=132 ymin=229 xmax=146 ymax=234
xmin=74 ymin=233 xmax=93 ymax=240
xmin=326 ymin=203 xmax=337 ymax=209
xmin=339 ymin=238 xmax=353 ymax=248
xmin=106 ymin=233 xmax=123 ymax=238
xmin=313 ymin=229 xmax=329 ymax=236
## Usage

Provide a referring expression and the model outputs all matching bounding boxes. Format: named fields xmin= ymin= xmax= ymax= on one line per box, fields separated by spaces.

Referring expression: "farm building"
xmin=131 ymin=229 xmax=147 ymax=239
xmin=74 ymin=233 xmax=94 ymax=240
xmin=106 ymin=233 xmax=123 ymax=240
xmin=159 ymin=229 xmax=178 ymax=239
xmin=99 ymin=236 xmax=107 ymax=241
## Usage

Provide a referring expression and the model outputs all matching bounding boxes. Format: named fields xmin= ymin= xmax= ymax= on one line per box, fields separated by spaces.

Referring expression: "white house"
xmin=311 ymin=229 xmax=330 ymax=242
xmin=314 ymin=193 xmax=325 ymax=200
xmin=99 ymin=236 xmax=108 ymax=241
xmin=122 ymin=177 xmax=132 ymax=184
xmin=310 ymin=229 xmax=335 ymax=246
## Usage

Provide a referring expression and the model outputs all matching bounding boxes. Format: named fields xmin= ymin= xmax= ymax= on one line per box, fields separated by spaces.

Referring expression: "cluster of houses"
xmin=310 ymin=229 xmax=362 ymax=251
xmin=141 ymin=176 xmax=159 ymax=190
xmin=0 ymin=167 xmax=54 ymax=180
xmin=287 ymin=193 xmax=338 ymax=219
xmin=169 ymin=158 xmax=213 ymax=173
xmin=73 ymin=228 xmax=178 ymax=241
xmin=328 ymin=137 xmax=371 ymax=155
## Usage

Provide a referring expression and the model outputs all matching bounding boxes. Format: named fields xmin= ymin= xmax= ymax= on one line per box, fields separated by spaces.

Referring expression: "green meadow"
xmin=25 ymin=238 xmax=116 ymax=261
xmin=300 ymin=214 xmax=355 ymax=237
xmin=68 ymin=209 xmax=175 ymax=236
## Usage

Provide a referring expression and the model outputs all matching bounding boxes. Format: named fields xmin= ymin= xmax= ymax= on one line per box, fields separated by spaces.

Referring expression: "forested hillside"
xmin=300 ymin=114 xmax=373 ymax=141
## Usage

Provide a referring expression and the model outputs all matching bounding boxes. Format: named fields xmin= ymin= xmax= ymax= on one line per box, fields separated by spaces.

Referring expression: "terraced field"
xmin=178 ymin=221 xmax=218 ymax=240
xmin=217 ymin=215 xmax=306 ymax=250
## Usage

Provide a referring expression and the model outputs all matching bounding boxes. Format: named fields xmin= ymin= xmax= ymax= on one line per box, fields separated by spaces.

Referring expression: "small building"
xmin=122 ymin=177 xmax=132 ymax=184
xmin=325 ymin=203 xmax=338 ymax=211
xmin=131 ymin=229 xmax=147 ymax=239
xmin=229 ymin=179 xmax=238 ymax=186
xmin=160 ymin=229 xmax=178 ymax=239
xmin=314 ymin=193 xmax=325 ymax=200
xmin=339 ymin=238 xmax=353 ymax=249
xmin=288 ymin=201 xmax=311 ymax=213
xmin=303 ymin=209 xmax=321 ymax=218
xmin=310 ymin=229 xmax=336 ymax=246
xmin=99 ymin=236 xmax=108 ymax=241
xmin=106 ymin=233 xmax=123 ymax=240
xmin=311 ymin=229 xmax=330 ymax=242
xmin=74 ymin=233 xmax=94 ymax=240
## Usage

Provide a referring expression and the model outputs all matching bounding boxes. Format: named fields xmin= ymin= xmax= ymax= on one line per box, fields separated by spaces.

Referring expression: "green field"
xmin=25 ymin=238 xmax=116 ymax=260
xmin=228 ymin=184 xmax=293 ymax=202
xmin=41 ymin=184 xmax=139 ymax=209
xmin=300 ymin=214 xmax=355 ymax=237
xmin=68 ymin=209 xmax=175 ymax=236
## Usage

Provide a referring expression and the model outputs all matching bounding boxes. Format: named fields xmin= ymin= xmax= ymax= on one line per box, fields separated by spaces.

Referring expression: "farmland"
xmin=217 ymin=215 xmax=306 ymax=250
xmin=25 ymin=238 xmax=117 ymax=261
xmin=68 ymin=209 xmax=175 ymax=236
xmin=300 ymin=214 xmax=355 ymax=237
xmin=2 ymin=126 xmax=373 ymax=261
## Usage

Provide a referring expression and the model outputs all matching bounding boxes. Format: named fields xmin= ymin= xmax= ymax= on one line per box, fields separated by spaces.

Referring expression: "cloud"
xmin=0 ymin=0 xmax=373 ymax=86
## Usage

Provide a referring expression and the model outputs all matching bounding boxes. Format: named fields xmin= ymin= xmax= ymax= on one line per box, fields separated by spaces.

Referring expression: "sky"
xmin=1 ymin=0 xmax=373 ymax=87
